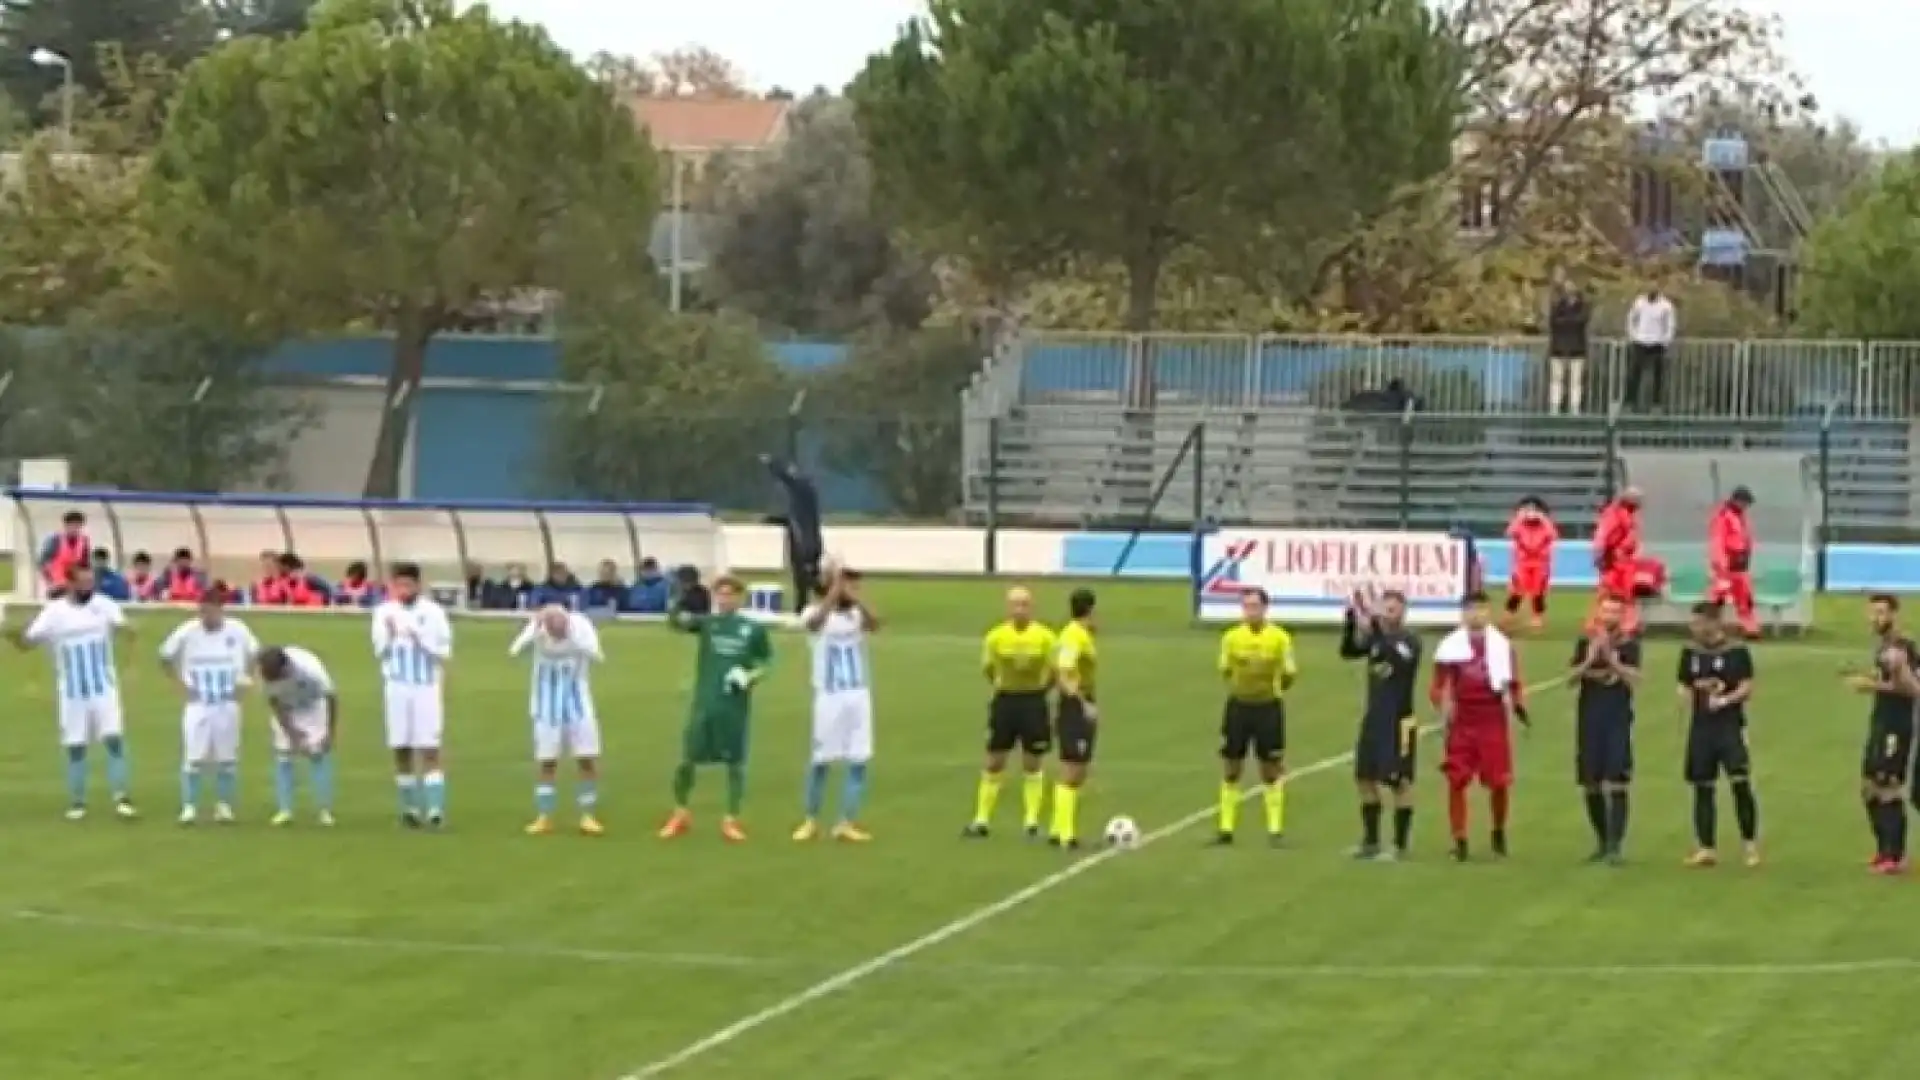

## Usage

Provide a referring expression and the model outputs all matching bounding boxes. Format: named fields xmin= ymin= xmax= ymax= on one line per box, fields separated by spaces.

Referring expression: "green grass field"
xmin=0 ymin=579 xmax=1915 ymax=1080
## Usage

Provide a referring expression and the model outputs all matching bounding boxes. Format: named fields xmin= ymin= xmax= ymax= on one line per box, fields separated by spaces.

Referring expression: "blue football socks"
xmin=804 ymin=763 xmax=829 ymax=818
xmin=102 ymin=737 xmax=129 ymax=798
xmin=842 ymin=762 xmax=869 ymax=822
xmin=276 ymin=756 xmax=298 ymax=812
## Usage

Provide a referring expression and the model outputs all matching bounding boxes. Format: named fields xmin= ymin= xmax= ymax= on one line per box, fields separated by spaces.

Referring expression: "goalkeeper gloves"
xmin=724 ymin=666 xmax=757 ymax=693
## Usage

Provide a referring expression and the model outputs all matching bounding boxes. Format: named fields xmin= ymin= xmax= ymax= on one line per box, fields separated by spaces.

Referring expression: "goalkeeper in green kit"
xmin=658 ymin=575 xmax=772 ymax=842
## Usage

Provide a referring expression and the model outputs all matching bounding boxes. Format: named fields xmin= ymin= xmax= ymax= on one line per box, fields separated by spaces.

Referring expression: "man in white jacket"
xmin=1624 ymin=287 xmax=1676 ymax=410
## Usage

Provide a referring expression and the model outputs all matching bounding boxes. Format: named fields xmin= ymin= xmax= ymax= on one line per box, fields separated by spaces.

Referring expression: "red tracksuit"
xmin=1593 ymin=500 xmax=1642 ymax=631
xmin=1709 ymin=501 xmax=1758 ymax=634
xmin=1506 ymin=511 xmax=1558 ymax=619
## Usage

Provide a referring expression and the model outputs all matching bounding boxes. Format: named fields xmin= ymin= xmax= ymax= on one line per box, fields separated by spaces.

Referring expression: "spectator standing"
xmin=629 ymin=557 xmax=671 ymax=614
xmin=1624 ymin=286 xmax=1676 ymax=411
xmin=1546 ymin=277 xmax=1591 ymax=415
xmin=584 ymin=560 xmax=629 ymax=615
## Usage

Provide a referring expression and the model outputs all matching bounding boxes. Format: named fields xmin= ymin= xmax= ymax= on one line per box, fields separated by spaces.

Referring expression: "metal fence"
xmin=966 ymin=408 xmax=1920 ymax=551
xmin=1000 ymin=333 xmax=1920 ymax=418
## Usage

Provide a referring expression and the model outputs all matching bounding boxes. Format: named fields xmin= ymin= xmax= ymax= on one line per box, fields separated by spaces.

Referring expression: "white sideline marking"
xmin=617 ymin=675 xmax=1566 ymax=1079
xmin=11 ymin=907 xmax=1917 ymax=981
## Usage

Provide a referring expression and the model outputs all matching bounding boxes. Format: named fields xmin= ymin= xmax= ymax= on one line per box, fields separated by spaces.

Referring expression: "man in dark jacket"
xmin=1546 ymin=277 xmax=1591 ymax=415
xmin=584 ymin=560 xmax=629 ymax=614
xmin=760 ymin=453 xmax=824 ymax=612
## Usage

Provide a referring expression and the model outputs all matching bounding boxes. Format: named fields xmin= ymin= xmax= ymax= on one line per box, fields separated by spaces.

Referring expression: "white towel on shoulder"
xmin=1435 ymin=625 xmax=1513 ymax=692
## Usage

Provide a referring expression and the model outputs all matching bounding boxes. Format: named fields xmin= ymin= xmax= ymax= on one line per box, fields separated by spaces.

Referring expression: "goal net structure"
xmin=4 ymin=488 xmax=728 ymax=616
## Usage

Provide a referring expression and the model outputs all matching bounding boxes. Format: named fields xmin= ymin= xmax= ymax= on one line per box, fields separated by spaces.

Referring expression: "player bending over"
xmin=1569 ymin=595 xmax=1641 ymax=864
xmin=965 ymin=587 xmax=1057 ymax=839
xmin=1049 ymin=588 xmax=1099 ymax=850
xmin=1431 ymin=591 xmax=1528 ymax=861
xmin=512 ymin=604 xmax=606 ymax=837
xmin=159 ymin=594 xmax=260 ymax=824
xmin=795 ymin=567 xmax=878 ymax=843
xmin=660 ymin=576 xmax=773 ymax=841
xmin=1503 ymin=497 xmax=1557 ymax=631
xmin=1340 ymin=589 xmax=1422 ymax=860
xmin=1213 ymin=587 xmax=1295 ymax=847
xmin=256 ymin=645 xmax=339 ymax=826
xmin=373 ymin=563 xmax=453 ymax=827
xmin=10 ymin=562 xmax=137 ymax=820
xmin=1677 ymin=603 xmax=1760 ymax=867
xmin=1847 ymin=594 xmax=1920 ymax=874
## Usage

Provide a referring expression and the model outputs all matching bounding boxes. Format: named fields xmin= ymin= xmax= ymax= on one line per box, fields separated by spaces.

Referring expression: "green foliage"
xmin=144 ymin=0 xmax=659 ymax=497
xmin=0 ymin=314 xmax=313 ymax=490
xmin=1799 ymin=152 xmax=1920 ymax=340
xmin=852 ymin=0 xmax=1464 ymax=330
xmin=706 ymin=95 xmax=935 ymax=337
xmin=814 ymin=325 xmax=982 ymax=518
xmin=0 ymin=0 xmax=208 ymax=124
xmin=548 ymin=298 xmax=791 ymax=506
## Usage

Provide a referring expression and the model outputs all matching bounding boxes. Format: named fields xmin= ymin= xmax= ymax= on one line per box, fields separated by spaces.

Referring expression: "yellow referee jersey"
xmin=982 ymin=621 xmax=1057 ymax=693
xmin=1056 ymin=620 xmax=1097 ymax=698
xmin=1219 ymin=622 xmax=1297 ymax=702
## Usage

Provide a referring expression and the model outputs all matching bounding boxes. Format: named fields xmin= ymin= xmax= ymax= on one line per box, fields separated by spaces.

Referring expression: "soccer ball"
xmin=1103 ymin=815 xmax=1141 ymax=849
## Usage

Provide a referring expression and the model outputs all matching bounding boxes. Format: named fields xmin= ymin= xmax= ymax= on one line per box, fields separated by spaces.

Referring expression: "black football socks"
xmin=1360 ymin=802 xmax=1382 ymax=849
xmin=1692 ymin=785 xmax=1716 ymax=849
xmin=1730 ymin=781 xmax=1759 ymax=843
xmin=1583 ymin=790 xmax=1608 ymax=850
xmin=1606 ymin=790 xmax=1630 ymax=854
xmin=1392 ymin=806 xmax=1413 ymax=852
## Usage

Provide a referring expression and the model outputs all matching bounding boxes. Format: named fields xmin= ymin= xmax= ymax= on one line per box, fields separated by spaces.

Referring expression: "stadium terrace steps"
xmin=965 ymin=404 xmax=1920 ymax=540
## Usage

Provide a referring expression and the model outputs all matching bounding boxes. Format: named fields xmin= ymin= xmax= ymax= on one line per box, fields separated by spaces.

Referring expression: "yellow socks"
xmin=1217 ymin=781 xmax=1240 ymax=835
xmin=972 ymin=772 xmax=1002 ymax=826
xmin=1263 ymin=781 xmax=1286 ymax=835
xmin=1051 ymin=783 xmax=1079 ymax=842
xmin=1022 ymin=771 xmax=1046 ymax=829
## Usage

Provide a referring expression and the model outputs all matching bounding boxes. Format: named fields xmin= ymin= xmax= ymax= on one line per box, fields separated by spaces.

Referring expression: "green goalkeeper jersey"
xmin=679 ymin=610 xmax=773 ymax=716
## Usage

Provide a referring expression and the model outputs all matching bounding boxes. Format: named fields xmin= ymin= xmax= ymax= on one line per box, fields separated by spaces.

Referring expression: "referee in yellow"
xmin=1049 ymin=588 xmax=1098 ymax=849
xmin=965 ymin=587 xmax=1058 ymax=839
xmin=1215 ymin=587 xmax=1297 ymax=846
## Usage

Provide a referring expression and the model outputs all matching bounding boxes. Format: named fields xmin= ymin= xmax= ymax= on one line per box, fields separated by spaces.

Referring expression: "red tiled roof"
xmin=628 ymin=97 xmax=790 ymax=152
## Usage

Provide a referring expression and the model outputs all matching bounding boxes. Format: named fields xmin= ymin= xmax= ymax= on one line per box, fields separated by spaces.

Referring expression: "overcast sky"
xmin=479 ymin=0 xmax=1918 ymax=146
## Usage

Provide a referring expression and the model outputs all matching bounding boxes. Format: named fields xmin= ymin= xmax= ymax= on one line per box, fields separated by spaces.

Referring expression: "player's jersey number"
xmin=824 ymin=642 xmax=866 ymax=694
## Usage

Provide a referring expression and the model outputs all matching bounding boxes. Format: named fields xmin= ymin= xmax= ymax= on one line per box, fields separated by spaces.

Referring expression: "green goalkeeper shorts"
xmin=682 ymin=707 xmax=750 ymax=765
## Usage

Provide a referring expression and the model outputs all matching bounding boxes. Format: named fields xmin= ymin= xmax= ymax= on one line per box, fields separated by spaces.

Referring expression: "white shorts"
xmin=182 ymin=702 xmax=242 ymax=763
xmin=384 ymin=684 xmax=444 ymax=750
xmin=811 ymin=691 xmax=873 ymax=764
xmin=272 ymin=705 xmax=331 ymax=756
xmin=533 ymin=711 xmax=601 ymax=763
xmin=59 ymin=695 xmax=124 ymax=747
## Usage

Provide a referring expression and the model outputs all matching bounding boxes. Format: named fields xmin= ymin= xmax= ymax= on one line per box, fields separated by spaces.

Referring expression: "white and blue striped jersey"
xmin=804 ymin=604 xmax=871 ymax=697
xmin=263 ymin=646 xmax=335 ymax=713
xmin=25 ymin=594 xmax=125 ymax=702
xmin=371 ymin=598 xmax=452 ymax=687
xmin=159 ymin=617 xmax=260 ymax=704
xmin=509 ymin=613 xmax=602 ymax=724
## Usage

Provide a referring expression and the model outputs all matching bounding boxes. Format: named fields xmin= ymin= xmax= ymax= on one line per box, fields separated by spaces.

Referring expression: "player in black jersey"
xmin=1339 ymin=589 xmax=1423 ymax=861
xmin=1676 ymin=603 xmax=1760 ymax=868
xmin=1848 ymin=594 xmax=1920 ymax=874
xmin=1569 ymin=593 xmax=1640 ymax=865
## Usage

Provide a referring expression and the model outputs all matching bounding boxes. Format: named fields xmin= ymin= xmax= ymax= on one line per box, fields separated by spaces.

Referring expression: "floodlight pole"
xmin=669 ymin=152 xmax=685 ymax=313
